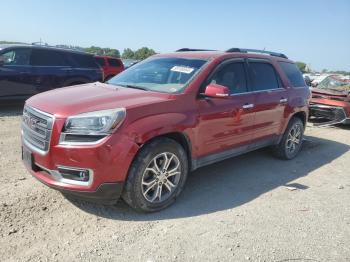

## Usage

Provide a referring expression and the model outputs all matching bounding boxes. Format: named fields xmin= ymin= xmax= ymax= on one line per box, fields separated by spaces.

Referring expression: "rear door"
xmin=30 ymin=49 xmax=70 ymax=93
xmin=196 ymin=59 xmax=256 ymax=159
xmin=0 ymin=48 xmax=35 ymax=99
xmin=247 ymin=59 xmax=288 ymax=144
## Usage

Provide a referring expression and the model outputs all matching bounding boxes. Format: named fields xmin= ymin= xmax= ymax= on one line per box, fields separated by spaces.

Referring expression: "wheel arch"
xmin=138 ymin=131 xmax=193 ymax=172
xmin=292 ymin=111 xmax=307 ymax=127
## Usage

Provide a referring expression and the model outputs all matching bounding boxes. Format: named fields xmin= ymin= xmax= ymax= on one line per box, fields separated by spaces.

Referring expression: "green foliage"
xmin=122 ymin=48 xmax=135 ymax=59
xmin=122 ymin=47 xmax=156 ymax=60
xmin=296 ymin=61 xmax=307 ymax=73
xmin=134 ymin=47 xmax=156 ymax=60
xmin=0 ymin=41 xmax=26 ymax=44
xmin=84 ymin=46 xmax=120 ymax=58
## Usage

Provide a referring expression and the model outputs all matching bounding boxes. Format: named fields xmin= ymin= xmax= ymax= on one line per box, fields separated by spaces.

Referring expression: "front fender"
xmin=123 ymin=112 xmax=197 ymax=146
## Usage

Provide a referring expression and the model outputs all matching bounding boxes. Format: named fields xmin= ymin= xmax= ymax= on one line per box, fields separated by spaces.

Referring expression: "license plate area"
xmin=22 ymin=146 xmax=35 ymax=170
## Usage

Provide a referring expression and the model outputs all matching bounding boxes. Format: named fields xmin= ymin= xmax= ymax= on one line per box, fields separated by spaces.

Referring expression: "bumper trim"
xmin=36 ymin=175 xmax=124 ymax=205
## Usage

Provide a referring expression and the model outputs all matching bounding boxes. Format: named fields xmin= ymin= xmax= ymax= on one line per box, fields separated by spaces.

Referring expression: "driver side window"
xmin=210 ymin=62 xmax=248 ymax=94
xmin=0 ymin=48 xmax=31 ymax=66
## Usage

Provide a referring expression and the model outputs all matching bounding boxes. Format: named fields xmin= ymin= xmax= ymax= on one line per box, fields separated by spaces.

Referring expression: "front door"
xmin=0 ymin=48 xmax=35 ymax=99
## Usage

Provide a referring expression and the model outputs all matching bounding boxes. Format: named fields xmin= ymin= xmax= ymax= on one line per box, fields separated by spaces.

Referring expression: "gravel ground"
xmin=0 ymin=105 xmax=349 ymax=262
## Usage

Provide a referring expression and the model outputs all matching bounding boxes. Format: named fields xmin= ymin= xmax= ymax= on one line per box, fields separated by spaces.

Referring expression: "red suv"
xmin=94 ymin=55 xmax=124 ymax=81
xmin=22 ymin=48 xmax=309 ymax=212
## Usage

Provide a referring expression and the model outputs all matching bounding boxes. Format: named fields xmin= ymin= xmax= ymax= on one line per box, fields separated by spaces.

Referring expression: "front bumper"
xmin=309 ymin=104 xmax=350 ymax=125
xmin=34 ymin=170 xmax=124 ymax=205
xmin=22 ymin=123 xmax=139 ymax=204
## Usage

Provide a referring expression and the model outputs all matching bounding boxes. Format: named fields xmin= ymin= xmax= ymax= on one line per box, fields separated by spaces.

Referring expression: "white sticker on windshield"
xmin=171 ymin=66 xmax=194 ymax=74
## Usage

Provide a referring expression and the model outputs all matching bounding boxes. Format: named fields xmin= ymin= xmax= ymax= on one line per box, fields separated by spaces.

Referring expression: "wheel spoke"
xmin=165 ymin=180 xmax=176 ymax=191
xmin=145 ymin=167 xmax=158 ymax=175
xmin=163 ymin=154 xmax=174 ymax=170
xmin=153 ymin=158 xmax=161 ymax=173
xmin=143 ymin=180 xmax=157 ymax=196
xmin=168 ymin=160 xmax=180 ymax=174
xmin=142 ymin=178 xmax=157 ymax=186
xmin=166 ymin=171 xmax=180 ymax=178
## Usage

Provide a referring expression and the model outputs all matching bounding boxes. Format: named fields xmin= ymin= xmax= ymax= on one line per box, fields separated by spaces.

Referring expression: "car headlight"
xmin=60 ymin=108 xmax=126 ymax=144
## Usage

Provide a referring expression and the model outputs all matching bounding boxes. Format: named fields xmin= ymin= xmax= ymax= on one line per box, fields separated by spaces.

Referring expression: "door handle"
xmin=242 ymin=103 xmax=254 ymax=109
xmin=280 ymin=98 xmax=288 ymax=103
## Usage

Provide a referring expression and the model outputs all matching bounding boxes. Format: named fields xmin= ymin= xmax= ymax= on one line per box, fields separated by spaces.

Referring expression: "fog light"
xmin=57 ymin=167 xmax=90 ymax=182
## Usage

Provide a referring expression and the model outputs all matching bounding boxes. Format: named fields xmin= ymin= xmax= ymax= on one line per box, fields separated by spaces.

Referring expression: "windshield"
xmin=318 ymin=76 xmax=350 ymax=92
xmin=108 ymin=57 xmax=207 ymax=93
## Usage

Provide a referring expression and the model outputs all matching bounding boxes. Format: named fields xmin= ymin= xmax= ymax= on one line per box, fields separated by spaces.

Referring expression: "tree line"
xmin=0 ymin=41 xmax=156 ymax=60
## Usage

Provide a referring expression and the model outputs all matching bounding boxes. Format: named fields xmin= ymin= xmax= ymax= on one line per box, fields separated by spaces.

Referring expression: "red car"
xmin=94 ymin=56 xmax=124 ymax=81
xmin=22 ymin=48 xmax=309 ymax=212
xmin=310 ymin=76 xmax=350 ymax=125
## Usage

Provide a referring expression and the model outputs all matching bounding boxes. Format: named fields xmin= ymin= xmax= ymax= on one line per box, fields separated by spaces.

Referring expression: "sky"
xmin=1 ymin=0 xmax=349 ymax=71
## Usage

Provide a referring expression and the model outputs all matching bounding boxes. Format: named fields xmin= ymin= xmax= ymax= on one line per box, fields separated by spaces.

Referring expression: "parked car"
xmin=94 ymin=55 xmax=124 ymax=81
xmin=310 ymin=75 xmax=350 ymax=125
xmin=0 ymin=44 xmax=103 ymax=101
xmin=21 ymin=48 xmax=309 ymax=212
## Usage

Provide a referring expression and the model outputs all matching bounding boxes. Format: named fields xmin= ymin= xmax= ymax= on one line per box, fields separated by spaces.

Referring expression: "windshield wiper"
xmin=118 ymin=84 xmax=149 ymax=91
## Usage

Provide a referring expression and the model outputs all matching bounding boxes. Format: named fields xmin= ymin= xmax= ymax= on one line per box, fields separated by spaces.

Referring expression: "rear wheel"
xmin=273 ymin=117 xmax=304 ymax=160
xmin=122 ymin=138 xmax=188 ymax=212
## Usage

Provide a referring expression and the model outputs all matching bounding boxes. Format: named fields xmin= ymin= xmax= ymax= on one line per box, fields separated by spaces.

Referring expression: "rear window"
xmin=30 ymin=49 xmax=67 ymax=66
xmin=70 ymin=53 xmax=99 ymax=68
xmin=279 ymin=62 xmax=306 ymax=87
xmin=107 ymin=58 xmax=122 ymax=67
xmin=249 ymin=62 xmax=280 ymax=91
xmin=95 ymin=57 xmax=105 ymax=66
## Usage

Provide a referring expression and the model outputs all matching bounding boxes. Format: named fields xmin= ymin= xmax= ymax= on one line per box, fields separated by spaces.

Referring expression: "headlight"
xmin=60 ymin=108 xmax=126 ymax=144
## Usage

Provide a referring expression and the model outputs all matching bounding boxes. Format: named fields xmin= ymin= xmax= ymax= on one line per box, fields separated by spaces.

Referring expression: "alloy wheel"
xmin=141 ymin=152 xmax=181 ymax=203
xmin=286 ymin=123 xmax=302 ymax=153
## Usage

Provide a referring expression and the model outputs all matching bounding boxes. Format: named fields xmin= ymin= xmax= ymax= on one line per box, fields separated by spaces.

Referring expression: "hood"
xmin=26 ymin=82 xmax=172 ymax=118
xmin=311 ymin=87 xmax=349 ymax=102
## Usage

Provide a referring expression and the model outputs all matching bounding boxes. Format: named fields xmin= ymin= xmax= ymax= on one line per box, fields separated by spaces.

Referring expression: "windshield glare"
xmin=108 ymin=57 xmax=207 ymax=93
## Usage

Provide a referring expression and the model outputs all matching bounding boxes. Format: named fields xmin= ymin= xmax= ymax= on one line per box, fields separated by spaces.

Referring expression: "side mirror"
xmin=203 ymin=83 xmax=230 ymax=98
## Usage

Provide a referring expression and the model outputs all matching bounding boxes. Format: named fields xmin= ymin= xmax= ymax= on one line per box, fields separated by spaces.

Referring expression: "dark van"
xmin=0 ymin=44 xmax=103 ymax=101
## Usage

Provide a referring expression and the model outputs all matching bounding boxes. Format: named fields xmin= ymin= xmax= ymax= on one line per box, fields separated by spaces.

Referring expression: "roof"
xmin=154 ymin=50 xmax=292 ymax=62
xmin=0 ymin=44 xmax=90 ymax=55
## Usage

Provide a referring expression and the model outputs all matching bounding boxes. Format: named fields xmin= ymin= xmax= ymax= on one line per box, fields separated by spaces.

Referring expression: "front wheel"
xmin=122 ymin=138 xmax=188 ymax=212
xmin=272 ymin=117 xmax=305 ymax=160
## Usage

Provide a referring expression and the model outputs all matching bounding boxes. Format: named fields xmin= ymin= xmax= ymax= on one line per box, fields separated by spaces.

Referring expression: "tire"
xmin=272 ymin=117 xmax=305 ymax=160
xmin=122 ymin=138 xmax=188 ymax=212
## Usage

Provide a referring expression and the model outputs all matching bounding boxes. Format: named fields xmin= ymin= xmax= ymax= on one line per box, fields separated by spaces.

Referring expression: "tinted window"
xmin=0 ymin=48 xmax=31 ymax=65
xmin=249 ymin=62 xmax=279 ymax=91
xmin=210 ymin=62 xmax=247 ymax=94
xmin=30 ymin=49 xmax=67 ymax=66
xmin=70 ymin=53 xmax=99 ymax=68
xmin=108 ymin=58 xmax=122 ymax=67
xmin=95 ymin=57 xmax=105 ymax=66
xmin=279 ymin=62 xmax=306 ymax=87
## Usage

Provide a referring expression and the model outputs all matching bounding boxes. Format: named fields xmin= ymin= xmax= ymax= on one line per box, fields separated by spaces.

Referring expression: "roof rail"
xmin=176 ymin=48 xmax=216 ymax=52
xmin=226 ymin=48 xmax=288 ymax=59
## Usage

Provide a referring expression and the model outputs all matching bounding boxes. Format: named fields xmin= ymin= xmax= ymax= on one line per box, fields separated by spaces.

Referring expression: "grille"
xmin=22 ymin=106 xmax=54 ymax=154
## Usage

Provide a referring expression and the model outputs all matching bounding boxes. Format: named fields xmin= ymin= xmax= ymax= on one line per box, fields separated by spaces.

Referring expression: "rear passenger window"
xmin=279 ymin=62 xmax=306 ymax=87
xmin=210 ymin=62 xmax=247 ymax=94
xmin=95 ymin=57 xmax=105 ymax=66
xmin=249 ymin=62 xmax=279 ymax=91
xmin=70 ymin=54 xmax=99 ymax=68
xmin=30 ymin=49 xmax=67 ymax=66
xmin=108 ymin=58 xmax=122 ymax=67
